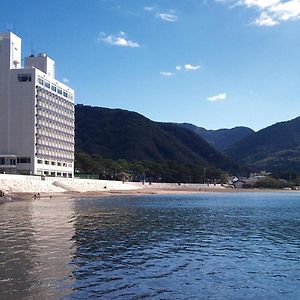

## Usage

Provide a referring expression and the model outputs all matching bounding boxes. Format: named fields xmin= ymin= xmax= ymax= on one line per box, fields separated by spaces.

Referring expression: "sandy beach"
xmin=0 ymin=173 xmax=236 ymax=202
xmin=1 ymin=174 xmax=298 ymax=204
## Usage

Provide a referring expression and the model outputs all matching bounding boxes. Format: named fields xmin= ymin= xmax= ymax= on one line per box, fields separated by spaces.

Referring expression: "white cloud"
xmin=160 ymin=64 xmax=200 ymax=76
xmin=144 ymin=6 xmax=155 ymax=11
xmin=216 ymin=0 xmax=300 ymax=26
xmin=145 ymin=6 xmax=178 ymax=22
xmin=242 ymin=0 xmax=281 ymax=9
xmin=254 ymin=12 xmax=279 ymax=25
xmin=156 ymin=12 xmax=178 ymax=22
xmin=160 ymin=71 xmax=175 ymax=76
xmin=185 ymin=64 xmax=201 ymax=71
xmin=98 ymin=32 xmax=140 ymax=48
xmin=63 ymin=78 xmax=70 ymax=83
xmin=208 ymin=93 xmax=227 ymax=102
xmin=271 ymin=0 xmax=300 ymax=21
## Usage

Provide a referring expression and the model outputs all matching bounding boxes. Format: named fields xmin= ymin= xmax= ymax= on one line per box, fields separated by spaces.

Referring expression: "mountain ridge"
xmin=75 ymin=104 xmax=239 ymax=174
xmin=179 ymin=123 xmax=254 ymax=151
xmin=224 ymin=116 xmax=300 ymax=172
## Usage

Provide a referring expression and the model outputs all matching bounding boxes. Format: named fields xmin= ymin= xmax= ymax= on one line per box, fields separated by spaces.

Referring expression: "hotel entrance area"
xmin=0 ymin=155 xmax=17 ymax=174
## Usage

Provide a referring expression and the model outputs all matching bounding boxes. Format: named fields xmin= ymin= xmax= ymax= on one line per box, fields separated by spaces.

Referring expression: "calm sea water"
xmin=0 ymin=192 xmax=299 ymax=299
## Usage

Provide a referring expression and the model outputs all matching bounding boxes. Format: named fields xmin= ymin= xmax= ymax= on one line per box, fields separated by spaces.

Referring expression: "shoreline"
xmin=1 ymin=175 xmax=299 ymax=204
xmin=3 ymin=187 xmax=300 ymax=203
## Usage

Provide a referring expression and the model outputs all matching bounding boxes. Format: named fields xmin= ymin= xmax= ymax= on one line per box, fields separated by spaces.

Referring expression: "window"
xmin=10 ymin=159 xmax=16 ymax=165
xmin=17 ymin=157 xmax=31 ymax=164
xmin=63 ymin=91 xmax=68 ymax=98
xmin=0 ymin=158 xmax=5 ymax=165
xmin=44 ymin=81 xmax=50 ymax=88
xmin=38 ymin=77 xmax=44 ymax=85
xmin=37 ymin=159 xmax=43 ymax=164
xmin=51 ymin=161 xmax=56 ymax=166
xmin=57 ymin=88 xmax=62 ymax=95
xmin=45 ymin=160 xmax=49 ymax=165
xmin=57 ymin=172 xmax=61 ymax=176
xmin=51 ymin=84 xmax=57 ymax=92
xmin=57 ymin=162 xmax=61 ymax=166
xmin=51 ymin=172 xmax=55 ymax=177
xmin=18 ymin=74 xmax=32 ymax=82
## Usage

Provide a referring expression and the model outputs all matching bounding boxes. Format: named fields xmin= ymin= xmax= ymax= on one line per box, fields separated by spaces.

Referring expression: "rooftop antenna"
xmin=30 ymin=41 xmax=36 ymax=57
xmin=6 ymin=23 xmax=14 ymax=33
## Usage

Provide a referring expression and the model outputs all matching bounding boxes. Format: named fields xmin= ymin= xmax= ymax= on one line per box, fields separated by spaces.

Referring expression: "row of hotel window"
xmin=37 ymin=99 xmax=74 ymax=119
xmin=36 ymin=138 xmax=74 ymax=152
xmin=17 ymin=74 xmax=74 ymax=101
xmin=37 ymin=170 xmax=73 ymax=178
xmin=0 ymin=157 xmax=31 ymax=165
xmin=37 ymin=89 xmax=74 ymax=111
xmin=37 ymin=128 xmax=74 ymax=144
xmin=37 ymin=108 xmax=74 ymax=127
xmin=37 ymin=76 xmax=73 ymax=100
xmin=37 ymin=159 xmax=72 ymax=168
xmin=36 ymin=118 xmax=74 ymax=135
xmin=36 ymin=148 xmax=74 ymax=160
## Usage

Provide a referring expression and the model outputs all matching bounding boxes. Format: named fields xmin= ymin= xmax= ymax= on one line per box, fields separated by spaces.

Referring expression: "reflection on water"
xmin=0 ymin=199 xmax=75 ymax=299
xmin=0 ymin=193 xmax=300 ymax=299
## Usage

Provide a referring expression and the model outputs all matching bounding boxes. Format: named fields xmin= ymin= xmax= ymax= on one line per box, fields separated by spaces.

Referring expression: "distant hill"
xmin=225 ymin=116 xmax=300 ymax=173
xmin=179 ymin=123 xmax=254 ymax=151
xmin=75 ymin=105 xmax=239 ymax=174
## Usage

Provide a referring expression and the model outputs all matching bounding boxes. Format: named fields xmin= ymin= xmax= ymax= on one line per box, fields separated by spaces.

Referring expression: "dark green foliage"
xmin=225 ymin=116 xmax=300 ymax=173
xmin=160 ymin=123 xmax=239 ymax=173
xmin=75 ymin=153 xmax=227 ymax=183
xmin=75 ymin=105 xmax=240 ymax=178
xmin=254 ymin=177 xmax=290 ymax=189
xmin=179 ymin=123 xmax=254 ymax=151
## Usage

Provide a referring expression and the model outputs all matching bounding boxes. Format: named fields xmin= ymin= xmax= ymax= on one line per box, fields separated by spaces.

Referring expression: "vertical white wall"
xmin=25 ymin=55 xmax=55 ymax=78
xmin=0 ymin=32 xmax=22 ymax=154
xmin=9 ymin=69 xmax=36 ymax=171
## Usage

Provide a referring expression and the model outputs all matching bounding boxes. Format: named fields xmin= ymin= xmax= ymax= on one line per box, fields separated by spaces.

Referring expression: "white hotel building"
xmin=0 ymin=32 xmax=75 ymax=177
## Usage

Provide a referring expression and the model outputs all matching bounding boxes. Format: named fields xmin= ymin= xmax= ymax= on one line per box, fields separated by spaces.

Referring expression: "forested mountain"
xmin=179 ymin=123 xmax=254 ymax=151
xmin=225 ymin=116 xmax=300 ymax=173
xmin=75 ymin=105 xmax=240 ymax=177
xmin=159 ymin=123 xmax=238 ymax=173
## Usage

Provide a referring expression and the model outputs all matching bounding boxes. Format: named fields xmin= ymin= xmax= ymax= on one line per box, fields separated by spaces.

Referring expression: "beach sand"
xmin=0 ymin=175 xmax=297 ymax=203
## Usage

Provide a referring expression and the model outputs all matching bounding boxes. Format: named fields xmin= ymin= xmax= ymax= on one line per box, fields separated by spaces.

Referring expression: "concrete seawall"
xmin=0 ymin=174 xmax=225 ymax=196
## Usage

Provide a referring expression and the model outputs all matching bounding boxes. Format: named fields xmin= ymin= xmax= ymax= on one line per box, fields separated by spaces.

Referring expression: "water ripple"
xmin=0 ymin=193 xmax=300 ymax=299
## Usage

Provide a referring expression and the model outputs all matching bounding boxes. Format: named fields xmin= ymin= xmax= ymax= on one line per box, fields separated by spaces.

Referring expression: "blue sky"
xmin=1 ymin=0 xmax=300 ymax=131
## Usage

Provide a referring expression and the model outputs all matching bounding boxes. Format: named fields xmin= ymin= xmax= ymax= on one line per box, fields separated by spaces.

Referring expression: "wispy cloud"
xmin=254 ymin=11 xmax=279 ymax=26
xmin=216 ymin=0 xmax=300 ymax=26
xmin=174 ymin=64 xmax=201 ymax=71
xmin=160 ymin=63 xmax=201 ymax=77
xmin=98 ymin=31 xmax=140 ymax=48
xmin=144 ymin=6 xmax=178 ymax=22
xmin=63 ymin=78 xmax=70 ymax=83
xmin=160 ymin=71 xmax=175 ymax=77
xmin=156 ymin=12 xmax=178 ymax=22
xmin=184 ymin=64 xmax=201 ymax=71
xmin=208 ymin=93 xmax=227 ymax=102
xmin=144 ymin=6 xmax=155 ymax=11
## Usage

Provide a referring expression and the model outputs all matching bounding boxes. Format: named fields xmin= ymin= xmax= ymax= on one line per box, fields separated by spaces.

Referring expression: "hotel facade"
xmin=0 ymin=32 xmax=75 ymax=177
